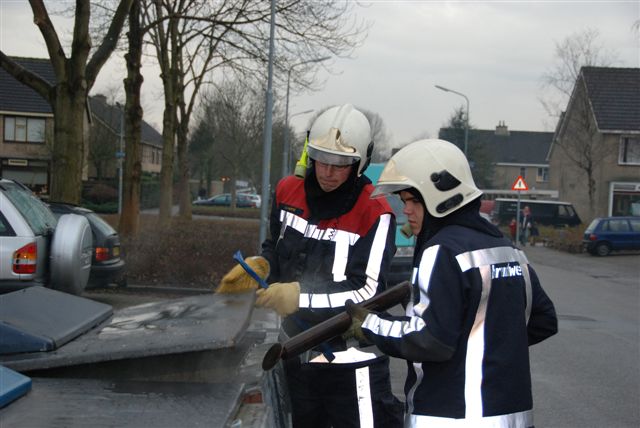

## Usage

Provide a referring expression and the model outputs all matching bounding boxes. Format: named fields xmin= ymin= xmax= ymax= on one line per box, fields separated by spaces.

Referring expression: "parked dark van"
xmin=491 ymin=198 xmax=581 ymax=228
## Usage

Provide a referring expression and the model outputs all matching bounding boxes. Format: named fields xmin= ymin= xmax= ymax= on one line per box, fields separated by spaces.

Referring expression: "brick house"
xmin=439 ymin=123 xmax=555 ymax=199
xmin=548 ymin=67 xmax=640 ymax=220
xmin=88 ymin=94 xmax=162 ymax=180
xmin=0 ymin=57 xmax=79 ymax=196
xmin=0 ymin=56 xmax=162 ymax=196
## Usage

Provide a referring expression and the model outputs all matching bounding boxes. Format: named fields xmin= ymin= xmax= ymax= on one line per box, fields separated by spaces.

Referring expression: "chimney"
xmin=495 ymin=120 xmax=510 ymax=136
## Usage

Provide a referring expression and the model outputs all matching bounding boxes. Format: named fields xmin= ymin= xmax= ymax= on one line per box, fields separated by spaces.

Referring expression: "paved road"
xmin=525 ymin=245 xmax=639 ymax=428
xmin=236 ymin=245 xmax=638 ymax=427
xmin=86 ymin=245 xmax=639 ymax=427
xmin=388 ymin=245 xmax=639 ymax=427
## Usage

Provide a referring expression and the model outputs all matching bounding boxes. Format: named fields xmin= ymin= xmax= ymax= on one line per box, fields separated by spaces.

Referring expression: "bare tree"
xmin=552 ymin=70 xmax=613 ymax=219
xmin=141 ymin=0 xmax=368 ymax=223
xmin=0 ymin=0 xmax=133 ymax=204
xmin=88 ymin=93 xmax=120 ymax=181
xmin=539 ymin=28 xmax=617 ymax=122
xmin=119 ymin=0 xmax=145 ymax=237
xmin=191 ymin=81 xmax=267 ymax=208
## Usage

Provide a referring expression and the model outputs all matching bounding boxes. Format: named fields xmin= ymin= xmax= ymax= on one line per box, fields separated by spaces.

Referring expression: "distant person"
xmin=345 ymin=139 xmax=558 ymax=428
xmin=509 ymin=217 xmax=518 ymax=244
xmin=520 ymin=205 xmax=533 ymax=246
xmin=197 ymin=187 xmax=206 ymax=201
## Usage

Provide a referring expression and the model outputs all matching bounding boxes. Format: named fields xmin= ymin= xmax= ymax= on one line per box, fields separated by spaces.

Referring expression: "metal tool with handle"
xmin=233 ymin=250 xmax=337 ymax=363
xmin=262 ymin=280 xmax=411 ymax=370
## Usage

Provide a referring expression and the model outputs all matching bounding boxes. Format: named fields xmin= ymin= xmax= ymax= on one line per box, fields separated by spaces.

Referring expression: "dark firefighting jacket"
xmin=262 ymin=174 xmax=396 ymax=362
xmin=362 ymin=211 xmax=558 ymax=426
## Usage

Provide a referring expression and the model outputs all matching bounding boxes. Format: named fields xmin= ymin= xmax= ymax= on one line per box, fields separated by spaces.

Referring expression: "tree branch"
xmin=86 ymin=0 xmax=134 ymax=88
xmin=29 ymin=0 xmax=67 ymax=77
xmin=0 ymin=51 xmax=54 ymax=103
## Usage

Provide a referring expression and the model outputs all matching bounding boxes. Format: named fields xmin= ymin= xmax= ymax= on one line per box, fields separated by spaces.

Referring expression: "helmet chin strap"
xmin=359 ymin=141 xmax=374 ymax=175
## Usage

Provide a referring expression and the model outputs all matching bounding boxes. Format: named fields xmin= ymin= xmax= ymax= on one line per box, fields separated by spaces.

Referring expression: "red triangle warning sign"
xmin=511 ymin=176 xmax=529 ymax=191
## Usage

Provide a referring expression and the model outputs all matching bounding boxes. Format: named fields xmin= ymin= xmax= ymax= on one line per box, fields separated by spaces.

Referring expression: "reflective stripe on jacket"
xmin=362 ymin=224 xmax=557 ymax=424
xmin=262 ymin=175 xmax=397 ymax=361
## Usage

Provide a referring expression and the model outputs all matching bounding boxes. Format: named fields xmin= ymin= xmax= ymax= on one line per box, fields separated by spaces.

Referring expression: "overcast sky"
xmin=1 ymin=1 xmax=638 ymax=150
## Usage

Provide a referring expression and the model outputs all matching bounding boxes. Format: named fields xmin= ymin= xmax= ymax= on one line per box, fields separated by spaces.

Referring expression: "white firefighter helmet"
xmin=372 ymin=139 xmax=483 ymax=217
xmin=307 ymin=104 xmax=373 ymax=176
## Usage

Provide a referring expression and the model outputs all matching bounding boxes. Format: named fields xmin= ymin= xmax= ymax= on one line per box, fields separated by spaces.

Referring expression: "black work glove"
xmin=342 ymin=299 xmax=372 ymax=344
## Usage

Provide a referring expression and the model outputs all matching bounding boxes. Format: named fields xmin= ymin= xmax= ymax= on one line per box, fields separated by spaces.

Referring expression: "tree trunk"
xmin=158 ymin=103 xmax=175 ymax=223
xmin=176 ymin=119 xmax=192 ymax=219
xmin=50 ymin=86 xmax=86 ymax=204
xmin=156 ymin=8 xmax=180 ymax=225
xmin=119 ymin=0 xmax=144 ymax=238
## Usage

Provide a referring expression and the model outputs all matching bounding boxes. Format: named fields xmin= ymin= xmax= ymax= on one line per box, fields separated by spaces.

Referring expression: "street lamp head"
xmin=434 ymin=84 xmax=470 ymax=157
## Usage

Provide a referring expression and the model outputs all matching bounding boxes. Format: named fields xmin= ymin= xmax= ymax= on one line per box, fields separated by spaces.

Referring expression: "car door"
xmin=604 ymin=218 xmax=631 ymax=250
xmin=629 ymin=219 xmax=640 ymax=251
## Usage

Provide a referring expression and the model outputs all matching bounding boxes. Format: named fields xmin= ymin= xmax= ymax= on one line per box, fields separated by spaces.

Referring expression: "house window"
xmin=537 ymin=167 xmax=549 ymax=182
xmin=4 ymin=116 xmax=46 ymax=143
xmin=619 ymin=136 xmax=640 ymax=165
xmin=142 ymin=146 xmax=151 ymax=163
xmin=519 ymin=167 xmax=526 ymax=178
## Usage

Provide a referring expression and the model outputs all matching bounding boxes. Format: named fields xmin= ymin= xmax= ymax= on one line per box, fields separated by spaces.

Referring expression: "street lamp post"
xmin=282 ymin=56 xmax=331 ymax=178
xmin=435 ymin=84 xmax=470 ymax=157
xmin=259 ymin=0 xmax=276 ymax=247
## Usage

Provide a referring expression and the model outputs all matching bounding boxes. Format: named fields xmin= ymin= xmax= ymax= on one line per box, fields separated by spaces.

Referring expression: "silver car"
xmin=0 ymin=179 xmax=93 ymax=295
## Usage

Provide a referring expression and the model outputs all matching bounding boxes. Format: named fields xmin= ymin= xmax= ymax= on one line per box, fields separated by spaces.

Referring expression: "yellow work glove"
xmin=216 ymin=256 xmax=269 ymax=294
xmin=342 ymin=299 xmax=372 ymax=344
xmin=255 ymin=281 xmax=300 ymax=316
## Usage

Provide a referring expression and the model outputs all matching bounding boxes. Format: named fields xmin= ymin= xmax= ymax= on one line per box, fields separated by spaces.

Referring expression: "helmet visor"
xmin=307 ymin=145 xmax=359 ymax=166
xmin=371 ymin=183 xmax=411 ymax=198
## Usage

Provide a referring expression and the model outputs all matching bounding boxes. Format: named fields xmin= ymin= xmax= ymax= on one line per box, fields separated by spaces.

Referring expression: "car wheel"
xmin=595 ymin=242 xmax=611 ymax=257
xmin=50 ymin=214 xmax=93 ymax=295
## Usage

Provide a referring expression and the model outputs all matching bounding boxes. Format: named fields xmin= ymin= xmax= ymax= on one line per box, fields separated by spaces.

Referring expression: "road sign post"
xmin=511 ymin=176 xmax=529 ymax=246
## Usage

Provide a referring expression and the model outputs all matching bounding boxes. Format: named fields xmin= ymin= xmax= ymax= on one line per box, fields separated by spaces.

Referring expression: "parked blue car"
xmin=582 ymin=216 xmax=640 ymax=256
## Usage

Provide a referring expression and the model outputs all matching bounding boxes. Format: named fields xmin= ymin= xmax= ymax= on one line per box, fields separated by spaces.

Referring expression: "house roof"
xmin=0 ymin=55 xmax=162 ymax=148
xmin=439 ymin=126 xmax=553 ymax=165
xmin=89 ymin=95 xmax=163 ymax=148
xmin=581 ymin=67 xmax=640 ymax=132
xmin=0 ymin=57 xmax=55 ymax=114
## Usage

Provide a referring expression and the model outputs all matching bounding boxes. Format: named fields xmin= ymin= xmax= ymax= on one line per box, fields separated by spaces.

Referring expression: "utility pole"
xmin=258 ymin=0 xmax=276 ymax=248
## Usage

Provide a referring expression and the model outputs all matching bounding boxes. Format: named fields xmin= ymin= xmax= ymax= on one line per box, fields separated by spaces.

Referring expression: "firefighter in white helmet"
xmin=345 ymin=139 xmax=558 ymax=427
xmin=256 ymin=104 xmax=404 ymax=427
